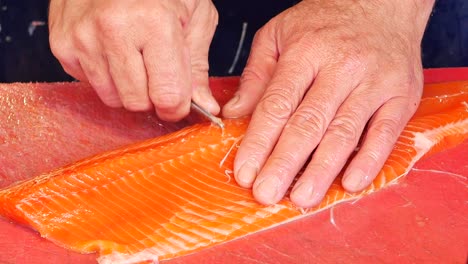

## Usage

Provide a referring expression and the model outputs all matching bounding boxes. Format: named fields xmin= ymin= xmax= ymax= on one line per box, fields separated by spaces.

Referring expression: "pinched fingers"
xmin=49 ymin=0 xmax=207 ymax=121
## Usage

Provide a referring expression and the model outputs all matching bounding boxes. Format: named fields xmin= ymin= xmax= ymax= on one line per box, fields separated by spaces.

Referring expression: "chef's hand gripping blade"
xmin=190 ymin=101 xmax=225 ymax=129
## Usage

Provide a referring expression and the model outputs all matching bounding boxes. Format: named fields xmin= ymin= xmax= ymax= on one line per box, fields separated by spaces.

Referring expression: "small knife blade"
xmin=190 ymin=101 xmax=225 ymax=129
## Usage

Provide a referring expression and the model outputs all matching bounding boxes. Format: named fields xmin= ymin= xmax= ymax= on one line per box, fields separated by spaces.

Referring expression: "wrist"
xmin=377 ymin=0 xmax=435 ymax=41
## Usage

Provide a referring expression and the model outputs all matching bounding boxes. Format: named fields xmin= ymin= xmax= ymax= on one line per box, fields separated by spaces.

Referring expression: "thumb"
xmin=222 ymin=25 xmax=278 ymax=118
xmin=186 ymin=0 xmax=220 ymax=115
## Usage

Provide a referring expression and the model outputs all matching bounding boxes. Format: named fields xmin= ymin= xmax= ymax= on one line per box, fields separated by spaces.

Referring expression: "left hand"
xmin=222 ymin=0 xmax=435 ymax=208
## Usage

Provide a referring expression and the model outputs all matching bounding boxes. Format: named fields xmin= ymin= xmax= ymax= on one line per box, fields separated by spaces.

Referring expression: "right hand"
xmin=49 ymin=0 xmax=219 ymax=121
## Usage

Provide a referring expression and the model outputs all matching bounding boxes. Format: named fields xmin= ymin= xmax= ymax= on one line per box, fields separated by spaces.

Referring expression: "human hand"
xmin=49 ymin=0 xmax=219 ymax=121
xmin=223 ymin=0 xmax=435 ymax=207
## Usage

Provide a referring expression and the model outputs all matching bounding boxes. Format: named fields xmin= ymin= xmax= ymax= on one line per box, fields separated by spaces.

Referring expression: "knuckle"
xmin=149 ymin=72 xmax=179 ymax=91
xmin=49 ymin=44 xmax=65 ymax=62
xmin=259 ymin=93 xmax=295 ymax=121
xmin=242 ymin=132 xmax=271 ymax=154
xmin=71 ymin=24 xmax=92 ymax=51
xmin=364 ymin=150 xmax=381 ymax=165
xmin=383 ymin=67 xmax=422 ymax=93
xmin=92 ymin=82 xmax=114 ymax=97
xmin=327 ymin=113 xmax=362 ymax=144
xmin=209 ymin=3 xmax=219 ymax=26
xmin=278 ymin=52 xmax=312 ymax=76
xmin=122 ymin=98 xmax=151 ymax=112
xmin=99 ymin=95 xmax=122 ymax=108
xmin=191 ymin=58 xmax=209 ymax=73
xmin=252 ymin=25 xmax=275 ymax=47
xmin=340 ymin=52 xmax=365 ymax=76
xmin=253 ymin=27 xmax=267 ymax=42
xmin=286 ymin=105 xmax=329 ymax=139
xmin=308 ymin=160 xmax=333 ymax=175
xmin=268 ymin=153 xmax=299 ymax=174
xmin=96 ymin=11 xmax=126 ymax=38
xmin=118 ymin=90 xmax=152 ymax=112
xmin=240 ymin=67 xmax=267 ymax=83
xmin=372 ymin=118 xmax=401 ymax=144
xmin=48 ymin=32 xmax=60 ymax=53
xmin=334 ymin=46 xmax=366 ymax=77
xmin=150 ymin=91 xmax=183 ymax=110
xmin=212 ymin=10 xmax=219 ymax=26
xmin=49 ymin=34 xmax=70 ymax=61
xmin=269 ymin=76 xmax=300 ymax=94
xmin=399 ymin=72 xmax=422 ymax=94
xmin=49 ymin=42 xmax=79 ymax=77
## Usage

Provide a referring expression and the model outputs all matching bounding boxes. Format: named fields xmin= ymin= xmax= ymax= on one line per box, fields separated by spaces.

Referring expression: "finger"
xmin=48 ymin=0 xmax=87 ymax=82
xmin=288 ymin=84 xmax=380 ymax=207
xmin=341 ymin=97 xmax=414 ymax=192
xmin=187 ymin=0 xmax=220 ymax=115
xmin=143 ymin=15 xmax=191 ymax=121
xmin=49 ymin=34 xmax=87 ymax=82
xmin=69 ymin=24 xmax=122 ymax=107
xmin=80 ymin=54 xmax=122 ymax=108
xmin=61 ymin=57 xmax=88 ymax=82
xmin=222 ymin=26 xmax=278 ymax=118
xmin=106 ymin=46 xmax=150 ymax=111
xmin=233 ymin=48 xmax=319 ymax=190
xmin=252 ymin=70 xmax=359 ymax=205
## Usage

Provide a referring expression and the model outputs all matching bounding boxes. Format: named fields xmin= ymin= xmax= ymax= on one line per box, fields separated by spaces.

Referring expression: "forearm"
xmin=404 ymin=1 xmax=435 ymax=34
xmin=299 ymin=0 xmax=435 ymax=43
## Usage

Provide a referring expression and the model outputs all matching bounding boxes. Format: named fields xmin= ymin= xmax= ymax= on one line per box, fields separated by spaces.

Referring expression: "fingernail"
xmin=291 ymin=181 xmax=314 ymax=202
xmin=343 ymin=170 xmax=365 ymax=191
xmin=254 ymin=176 xmax=281 ymax=204
xmin=236 ymin=159 xmax=258 ymax=187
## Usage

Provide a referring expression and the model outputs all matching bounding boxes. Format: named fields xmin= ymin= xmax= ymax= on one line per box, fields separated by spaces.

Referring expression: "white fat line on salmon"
xmin=413 ymin=119 xmax=468 ymax=155
xmin=224 ymin=170 xmax=233 ymax=183
xmin=298 ymin=207 xmax=308 ymax=215
xmin=219 ymin=136 xmax=244 ymax=168
xmin=406 ymin=119 xmax=468 ymax=170
xmin=374 ymin=117 xmax=468 ymax=191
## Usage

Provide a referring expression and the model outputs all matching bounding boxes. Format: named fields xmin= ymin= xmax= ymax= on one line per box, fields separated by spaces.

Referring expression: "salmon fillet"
xmin=0 ymin=81 xmax=467 ymax=263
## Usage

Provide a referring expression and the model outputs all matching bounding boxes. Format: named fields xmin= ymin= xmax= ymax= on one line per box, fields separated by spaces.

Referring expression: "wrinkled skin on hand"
xmin=49 ymin=0 xmax=219 ymax=121
xmin=223 ymin=0 xmax=435 ymax=208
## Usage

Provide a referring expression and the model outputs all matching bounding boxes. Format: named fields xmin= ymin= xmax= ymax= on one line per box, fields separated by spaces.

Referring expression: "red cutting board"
xmin=0 ymin=68 xmax=467 ymax=263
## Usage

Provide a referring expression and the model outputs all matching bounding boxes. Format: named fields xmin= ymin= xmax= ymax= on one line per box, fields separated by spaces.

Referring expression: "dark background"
xmin=0 ymin=0 xmax=467 ymax=83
